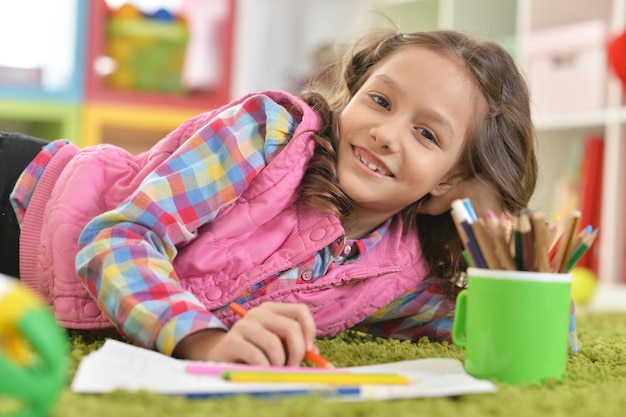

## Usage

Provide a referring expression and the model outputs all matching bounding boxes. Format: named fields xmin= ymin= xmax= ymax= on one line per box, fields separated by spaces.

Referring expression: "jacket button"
xmin=309 ymin=229 xmax=327 ymax=241
xmin=301 ymin=270 xmax=313 ymax=281
xmin=83 ymin=302 xmax=101 ymax=318
xmin=205 ymin=287 xmax=223 ymax=300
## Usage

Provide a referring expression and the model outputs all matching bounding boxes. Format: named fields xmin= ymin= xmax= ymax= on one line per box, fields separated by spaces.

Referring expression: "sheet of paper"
xmin=71 ymin=339 xmax=496 ymax=400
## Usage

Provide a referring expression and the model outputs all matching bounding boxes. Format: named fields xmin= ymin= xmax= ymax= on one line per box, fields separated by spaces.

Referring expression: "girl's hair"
xmin=299 ymin=29 xmax=537 ymax=292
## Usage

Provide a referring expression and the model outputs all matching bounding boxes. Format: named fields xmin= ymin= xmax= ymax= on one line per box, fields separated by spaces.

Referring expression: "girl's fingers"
xmin=252 ymin=302 xmax=317 ymax=350
xmin=229 ymin=302 xmax=317 ymax=366
xmin=230 ymin=318 xmax=288 ymax=365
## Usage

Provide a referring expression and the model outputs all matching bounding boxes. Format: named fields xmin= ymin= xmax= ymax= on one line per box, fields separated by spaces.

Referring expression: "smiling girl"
xmin=1 ymin=30 xmax=536 ymax=366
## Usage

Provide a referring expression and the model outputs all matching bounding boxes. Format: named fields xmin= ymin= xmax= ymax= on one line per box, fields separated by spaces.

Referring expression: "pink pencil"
xmin=186 ymin=363 xmax=349 ymax=376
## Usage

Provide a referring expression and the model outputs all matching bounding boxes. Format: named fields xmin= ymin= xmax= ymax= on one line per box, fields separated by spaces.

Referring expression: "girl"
xmin=1 ymin=30 xmax=537 ymax=367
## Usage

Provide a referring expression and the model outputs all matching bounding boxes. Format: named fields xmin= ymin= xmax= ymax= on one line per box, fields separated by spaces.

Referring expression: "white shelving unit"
xmin=232 ymin=0 xmax=625 ymax=291
xmin=379 ymin=0 xmax=626 ymax=289
xmin=519 ymin=0 xmax=626 ymax=289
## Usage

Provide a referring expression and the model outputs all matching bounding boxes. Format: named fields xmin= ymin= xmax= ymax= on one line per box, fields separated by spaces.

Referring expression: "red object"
xmin=577 ymin=136 xmax=604 ymax=274
xmin=609 ymin=30 xmax=626 ymax=90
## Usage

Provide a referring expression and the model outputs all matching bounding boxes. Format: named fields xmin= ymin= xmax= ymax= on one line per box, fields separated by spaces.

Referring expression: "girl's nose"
xmin=369 ymin=121 xmax=401 ymax=152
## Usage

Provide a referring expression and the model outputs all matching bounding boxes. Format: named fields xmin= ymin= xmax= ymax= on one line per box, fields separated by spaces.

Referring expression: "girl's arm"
xmin=76 ymin=95 xmax=297 ymax=356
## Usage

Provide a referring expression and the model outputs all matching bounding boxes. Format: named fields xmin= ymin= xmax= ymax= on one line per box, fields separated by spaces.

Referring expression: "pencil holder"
xmin=0 ymin=274 xmax=68 ymax=417
xmin=452 ymin=267 xmax=572 ymax=385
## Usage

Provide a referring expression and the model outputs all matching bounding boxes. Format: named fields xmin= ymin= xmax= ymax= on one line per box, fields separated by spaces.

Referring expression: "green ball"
xmin=571 ymin=267 xmax=597 ymax=305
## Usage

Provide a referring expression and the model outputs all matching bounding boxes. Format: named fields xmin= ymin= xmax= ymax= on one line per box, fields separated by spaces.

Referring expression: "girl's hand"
xmin=172 ymin=302 xmax=318 ymax=367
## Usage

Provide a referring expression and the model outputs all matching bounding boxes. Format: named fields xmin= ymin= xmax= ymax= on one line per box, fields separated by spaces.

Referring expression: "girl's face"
xmin=337 ymin=45 xmax=483 ymax=232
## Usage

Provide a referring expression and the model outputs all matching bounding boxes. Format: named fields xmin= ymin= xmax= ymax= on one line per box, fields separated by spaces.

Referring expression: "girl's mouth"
xmin=353 ymin=146 xmax=393 ymax=177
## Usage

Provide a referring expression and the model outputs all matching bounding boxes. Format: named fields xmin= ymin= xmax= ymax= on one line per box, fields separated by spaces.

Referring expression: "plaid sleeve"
xmin=351 ymin=278 xmax=457 ymax=343
xmin=75 ymin=95 xmax=296 ymax=356
xmin=353 ymin=278 xmax=580 ymax=353
xmin=10 ymin=140 xmax=69 ymax=224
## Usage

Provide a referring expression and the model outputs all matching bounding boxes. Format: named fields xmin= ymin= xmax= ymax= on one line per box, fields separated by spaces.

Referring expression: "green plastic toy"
xmin=0 ymin=274 xmax=68 ymax=417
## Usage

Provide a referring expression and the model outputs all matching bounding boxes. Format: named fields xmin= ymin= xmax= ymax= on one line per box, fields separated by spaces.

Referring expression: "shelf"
xmin=81 ymin=102 xmax=204 ymax=153
xmin=0 ymin=99 xmax=80 ymax=143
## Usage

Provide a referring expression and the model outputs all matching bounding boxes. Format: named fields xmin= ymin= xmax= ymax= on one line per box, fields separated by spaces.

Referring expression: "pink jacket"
xmin=19 ymin=91 xmax=430 ymax=335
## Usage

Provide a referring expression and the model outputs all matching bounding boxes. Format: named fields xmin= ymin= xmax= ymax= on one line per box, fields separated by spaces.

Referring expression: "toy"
xmin=0 ymin=274 xmax=68 ymax=417
xmin=571 ymin=267 xmax=597 ymax=305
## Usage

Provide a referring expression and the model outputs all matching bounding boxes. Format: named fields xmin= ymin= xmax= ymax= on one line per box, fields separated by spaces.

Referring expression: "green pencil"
xmin=566 ymin=228 xmax=599 ymax=272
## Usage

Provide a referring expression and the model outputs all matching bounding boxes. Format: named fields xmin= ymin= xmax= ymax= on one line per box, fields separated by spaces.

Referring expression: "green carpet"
xmin=3 ymin=311 xmax=626 ymax=417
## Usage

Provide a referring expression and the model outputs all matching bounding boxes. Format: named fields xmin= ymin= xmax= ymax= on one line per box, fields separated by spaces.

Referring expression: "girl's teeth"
xmin=358 ymin=155 xmax=387 ymax=175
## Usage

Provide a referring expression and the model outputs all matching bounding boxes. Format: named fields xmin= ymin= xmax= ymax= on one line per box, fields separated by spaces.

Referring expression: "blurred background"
xmin=0 ymin=0 xmax=625 ymax=300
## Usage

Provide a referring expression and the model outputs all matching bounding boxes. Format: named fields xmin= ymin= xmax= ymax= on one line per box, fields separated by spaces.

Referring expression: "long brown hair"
xmin=299 ymin=30 xmax=537 ymax=290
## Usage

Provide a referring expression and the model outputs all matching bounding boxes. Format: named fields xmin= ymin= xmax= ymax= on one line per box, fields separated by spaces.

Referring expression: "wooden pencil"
xmin=565 ymin=228 xmax=600 ymax=272
xmin=223 ymin=370 xmax=409 ymax=385
xmin=485 ymin=210 xmax=516 ymax=270
xmin=471 ymin=218 xmax=500 ymax=269
xmin=513 ymin=213 xmax=524 ymax=270
xmin=530 ymin=211 xmax=551 ymax=272
xmin=519 ymin=210 xmax=535 ymax=271
xmin=552 ymin=211 xmax=581 ymax=273
xmin=451 ymin=200 xmax=487 ymax=268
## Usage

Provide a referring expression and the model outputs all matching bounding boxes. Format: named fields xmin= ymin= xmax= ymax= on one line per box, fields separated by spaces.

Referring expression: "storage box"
xmin=524 ymin=20 xmax=608 ymax=116
xmin=105 ymin=17 xmax=189 ymax=94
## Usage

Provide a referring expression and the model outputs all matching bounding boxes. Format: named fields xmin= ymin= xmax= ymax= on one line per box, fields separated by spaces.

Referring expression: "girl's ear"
xmin=418 ymin=176 xmax=504 ymax=217
xmin=428 ymin=174 xmax=464 ymax=197
xmin=418 ymin=175 xmax=465 ymax=215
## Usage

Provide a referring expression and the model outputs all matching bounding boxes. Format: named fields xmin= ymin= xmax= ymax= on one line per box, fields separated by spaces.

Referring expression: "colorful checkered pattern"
xmin=10 ymin=139 xmax=69 ymax=224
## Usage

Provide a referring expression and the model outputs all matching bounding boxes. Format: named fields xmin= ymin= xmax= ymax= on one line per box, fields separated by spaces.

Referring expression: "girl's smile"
xmin=352 ymin=145 xmax=394 ymax=177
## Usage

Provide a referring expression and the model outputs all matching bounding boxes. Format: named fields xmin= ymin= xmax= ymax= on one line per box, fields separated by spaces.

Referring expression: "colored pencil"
xmin=187 ymin=363 xmax=350 ymax=376
xmin=462 ymin=198 xmax=478 ymax=222
xmin=450 ymin=200 xmax=599 ymax=277
xmin=565 ymin=228 xmax=599 ymax=272
xmin=530 ymin=211 xmax=551 ymax=273
xmin=451 ymin=199 xmax=487 ymax=268
xmin=518 ymin=210 xmax=535 ymax=271
xmin=470 ymin=218 xmax=500 ymax=269
xmin=513 ymin=213 xmax=524 ymax=270
xmin=222 ymin=370 xmax=409 ymax=385
xmin=553 ymin=211 xmax=581 ymax=273
xmin=228 ymin=303 xmax=332 ymax=368
xmin=485 ymin=210 xmax=516 ymax=270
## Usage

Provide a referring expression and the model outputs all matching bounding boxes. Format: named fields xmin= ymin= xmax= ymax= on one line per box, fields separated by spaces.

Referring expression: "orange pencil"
xmin=229 ymin=303 xmax=332 ymax=368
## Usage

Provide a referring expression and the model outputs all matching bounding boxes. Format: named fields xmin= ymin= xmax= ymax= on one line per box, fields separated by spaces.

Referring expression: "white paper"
xmin=71 ymin=339 xmax=496 ymax=400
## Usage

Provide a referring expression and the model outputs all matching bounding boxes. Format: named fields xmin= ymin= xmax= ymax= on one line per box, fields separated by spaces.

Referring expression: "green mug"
xmin=452 ymin=267 xmax=572 ymax=385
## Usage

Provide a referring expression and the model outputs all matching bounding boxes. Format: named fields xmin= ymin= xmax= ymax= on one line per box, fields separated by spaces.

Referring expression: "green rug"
xmin=3 ymin=311 xmax=626 ymax=417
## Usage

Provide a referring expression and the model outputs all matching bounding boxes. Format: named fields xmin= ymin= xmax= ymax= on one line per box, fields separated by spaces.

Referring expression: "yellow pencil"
xmin=222 ymin=371 xmax=409 ymax=385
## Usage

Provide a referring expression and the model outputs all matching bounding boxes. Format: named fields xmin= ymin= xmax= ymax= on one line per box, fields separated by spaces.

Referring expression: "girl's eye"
xmin=417 ymin=127 xmax=436 ymax=143
xmin=372 ymin=95 xmax=390 ymax=109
